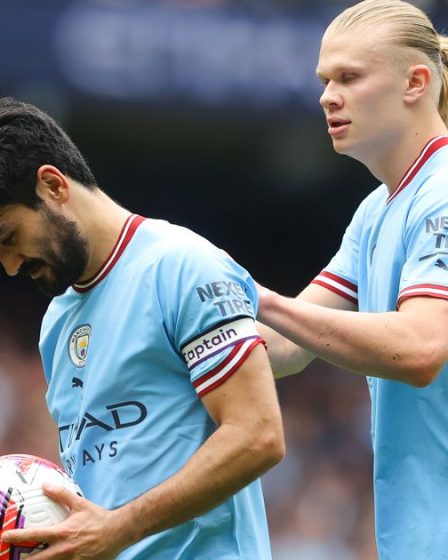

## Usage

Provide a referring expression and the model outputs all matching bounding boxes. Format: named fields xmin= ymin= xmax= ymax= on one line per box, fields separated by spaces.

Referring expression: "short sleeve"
xmin=398 ymin=175 xmax=448 ymax=306
xmin=156 ymin=234 xmax=264 ymax=398
xmin=310 ymin=198 xmax=369 ymax=306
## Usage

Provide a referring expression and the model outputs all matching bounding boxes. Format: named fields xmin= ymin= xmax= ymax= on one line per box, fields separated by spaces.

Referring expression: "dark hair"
xmin=0 ymin=97 xmax=97 ymax=208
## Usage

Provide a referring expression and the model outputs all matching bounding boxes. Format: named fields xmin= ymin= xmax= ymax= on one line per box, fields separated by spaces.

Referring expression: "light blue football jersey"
xmin=39 ymin=215 xmax=271 ymax=560
xmin=312 ymin=136 xmax=448 ymax=559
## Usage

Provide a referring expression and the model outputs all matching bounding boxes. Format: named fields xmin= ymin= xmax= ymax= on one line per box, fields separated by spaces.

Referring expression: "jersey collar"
xmin=73 ymin=214 xmax=145 ymax=293
xmin=387 ymin=135 xmax=448 ymax=204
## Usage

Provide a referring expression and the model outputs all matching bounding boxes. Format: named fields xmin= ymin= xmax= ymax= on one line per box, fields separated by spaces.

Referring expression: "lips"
xmin=327 ymin=117 xmax=351 ymax=136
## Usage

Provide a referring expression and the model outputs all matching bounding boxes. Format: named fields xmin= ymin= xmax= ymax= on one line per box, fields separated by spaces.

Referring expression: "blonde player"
xmin=257 ymin=2 xmax=448 ymax=559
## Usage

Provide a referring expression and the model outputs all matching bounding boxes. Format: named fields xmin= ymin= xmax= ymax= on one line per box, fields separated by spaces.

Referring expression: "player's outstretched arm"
xmin=257 ymin=281 xmax=356 ymax=378
xmin=259 ymin=287 xmax=448 ymax=387
xmin=2 ymin=345 xmax=284 ymax=559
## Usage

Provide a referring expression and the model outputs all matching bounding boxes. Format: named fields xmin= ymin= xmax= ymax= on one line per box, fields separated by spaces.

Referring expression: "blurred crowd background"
xmin=2 ymin=1 xmax=448 ymax=558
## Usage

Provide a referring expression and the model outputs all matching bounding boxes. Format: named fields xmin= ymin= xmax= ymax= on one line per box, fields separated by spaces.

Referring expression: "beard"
xmin=19 ymin=207 xmax=88 ymax=298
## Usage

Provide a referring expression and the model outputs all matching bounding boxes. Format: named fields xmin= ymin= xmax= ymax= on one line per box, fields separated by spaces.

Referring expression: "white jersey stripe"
xmin=314 ymin=273 xmax=358 ymax=301
xmin=398 ymin=285 xmax=448 ymax=304
xmin=388 ymin=136 xmax=448 ymax=204
xmin=194 ymin=338 xmax=256 ymax=396
xmin=74 ymin=214 xmax=140 ymax=290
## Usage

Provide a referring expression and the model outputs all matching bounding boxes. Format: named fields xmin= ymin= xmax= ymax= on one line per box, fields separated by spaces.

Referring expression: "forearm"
xmin=262 ymin=291 xmax=444 ymax=385
xmin=115 ymin=416 xmax=283 ymax=548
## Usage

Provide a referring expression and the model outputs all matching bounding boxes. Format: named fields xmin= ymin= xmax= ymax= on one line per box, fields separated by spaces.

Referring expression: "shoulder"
xmin=412 ymin=165 xmax=448 ymax=211
xmin=344 ymin=183 xmax=387 ymax=230
xmin=141 ymin=218 xmax=240 ymax=272
xmin=358 ymin=183 xmax=388 ymax=211
xmin=412 ymin=145 xmax=448 ymax=198
xmin=137 ymin=218 xmax=253 ymax=291
xmin=138 ymin=218 xmax=219 ymax=256
xmin=118 ymin=219 xmax=228 ymax=284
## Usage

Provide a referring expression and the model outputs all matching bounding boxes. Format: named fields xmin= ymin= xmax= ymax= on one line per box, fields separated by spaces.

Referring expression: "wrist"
xmin=259 ymin=287 xmax=290 ymax=327
xmin=106 ymin=506 xmax=141 ymax=554
xmin=257 ymin=286 xmax=278 ymax=321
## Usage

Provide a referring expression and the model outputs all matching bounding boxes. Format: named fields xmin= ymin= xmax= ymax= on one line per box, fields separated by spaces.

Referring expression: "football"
xmin=0 ymin=454 xmax=82 ymax=558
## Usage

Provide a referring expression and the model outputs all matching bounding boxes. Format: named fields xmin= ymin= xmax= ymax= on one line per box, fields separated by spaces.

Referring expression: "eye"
xmin=0 ymin=232 xmax=15 ymax=246
xmin=341 ymin=73 xmax=357 ymax=83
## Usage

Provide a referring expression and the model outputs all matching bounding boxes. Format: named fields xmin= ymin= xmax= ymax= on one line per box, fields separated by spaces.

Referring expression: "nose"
xmin=319 ymin=82 xmax=343 ymax=111
xmin=0 ymin=250 xmax=25 ymax=276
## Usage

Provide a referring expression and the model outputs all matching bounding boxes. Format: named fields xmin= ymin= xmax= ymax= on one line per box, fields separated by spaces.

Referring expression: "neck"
xmin=74 ymin=188 xmax=132 ymax=282
xmin=362 ymin=118 xmax=448 ymax=194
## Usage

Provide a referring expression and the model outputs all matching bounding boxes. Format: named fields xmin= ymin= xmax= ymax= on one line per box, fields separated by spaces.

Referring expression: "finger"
xmin=1 ymin=527 xmax=52 ymax=544
xmin=42 ymin=483 xmax=84 ymax=510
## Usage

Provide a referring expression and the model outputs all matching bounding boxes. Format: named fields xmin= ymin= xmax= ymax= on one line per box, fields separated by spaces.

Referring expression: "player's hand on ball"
xmin=2 ymin=483 xmax=126 ymax=559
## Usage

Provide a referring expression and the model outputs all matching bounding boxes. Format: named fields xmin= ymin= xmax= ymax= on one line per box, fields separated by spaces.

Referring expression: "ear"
xmin=404 ymin=64 xmax=432 ymax=105
xmin=35 ymin=165 xmax=70 ymax=204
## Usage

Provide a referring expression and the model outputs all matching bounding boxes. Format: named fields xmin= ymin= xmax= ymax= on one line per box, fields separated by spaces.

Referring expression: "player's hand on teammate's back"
xmin=2 ymin=483 xmax=126 ymax=559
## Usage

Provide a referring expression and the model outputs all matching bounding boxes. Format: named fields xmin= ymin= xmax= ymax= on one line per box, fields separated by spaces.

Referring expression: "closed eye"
xmin=0 ymin=232 xmax=15 ymax=246
xmin=341 ymin=73 xmax=358 ymax=83
xmin=317 ymin=72 xmax=358 ymax=87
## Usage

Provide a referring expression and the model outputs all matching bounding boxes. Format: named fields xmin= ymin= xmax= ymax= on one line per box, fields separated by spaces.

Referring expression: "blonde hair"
xmin=326 ymin=0 xmax=448 ymax=125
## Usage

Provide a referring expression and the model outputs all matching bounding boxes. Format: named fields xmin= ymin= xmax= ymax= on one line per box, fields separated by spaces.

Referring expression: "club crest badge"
xmin=68 ymin=324 xmax=92 ymax=368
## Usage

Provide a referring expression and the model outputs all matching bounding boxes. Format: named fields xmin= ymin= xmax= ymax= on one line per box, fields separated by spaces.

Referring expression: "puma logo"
xmin=435 ymin=258 xmax=448 ymax=271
